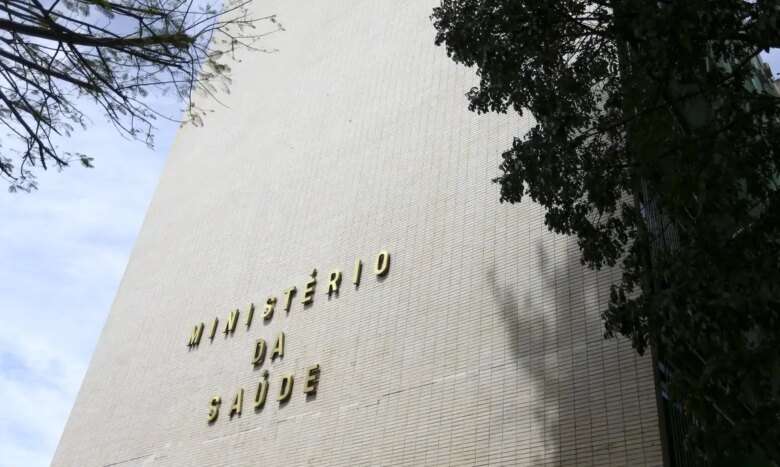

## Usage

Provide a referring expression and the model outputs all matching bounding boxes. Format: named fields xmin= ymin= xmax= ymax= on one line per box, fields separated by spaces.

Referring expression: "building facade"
xmin=52 ymin=1 xmax=665 ymax=465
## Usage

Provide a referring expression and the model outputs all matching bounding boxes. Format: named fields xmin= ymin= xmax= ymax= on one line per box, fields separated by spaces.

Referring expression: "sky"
xmin=0 ymin=44 xmax=777 ymax=467
xmin=0 ymin=100 xmax=179 ymax=467
xmin=763 ymin=50 xmax=780 ymax=81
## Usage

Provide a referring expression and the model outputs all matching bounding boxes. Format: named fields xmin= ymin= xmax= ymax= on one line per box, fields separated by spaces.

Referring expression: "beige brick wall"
xmin=52 ymin=1 xmax=664 ymax=465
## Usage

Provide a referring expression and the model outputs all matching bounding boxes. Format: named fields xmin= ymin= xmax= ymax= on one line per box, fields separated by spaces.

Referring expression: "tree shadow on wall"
xmin=487 ymin=238 xmax=587 ymax=465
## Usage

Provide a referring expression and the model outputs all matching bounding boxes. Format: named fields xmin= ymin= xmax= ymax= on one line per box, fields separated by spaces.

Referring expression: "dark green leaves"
xmin=434 ymin=0 xmax=780 ymax=463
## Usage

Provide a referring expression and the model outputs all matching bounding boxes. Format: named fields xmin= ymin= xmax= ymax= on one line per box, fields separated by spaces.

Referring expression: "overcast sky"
xmin=0 ymin=49 xmax=778 ymax=467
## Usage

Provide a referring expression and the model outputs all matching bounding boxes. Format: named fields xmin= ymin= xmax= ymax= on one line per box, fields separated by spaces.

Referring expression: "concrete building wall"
xmin=52 ymin=1 xmax=664 ymax=465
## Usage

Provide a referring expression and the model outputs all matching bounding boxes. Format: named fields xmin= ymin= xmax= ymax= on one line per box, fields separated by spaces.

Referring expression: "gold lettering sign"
xmin=245 ymin=303 xmax=255 ymax=329
xmin=271 ymin=332 xmax=285 ymax=361
xmin=304 ymin=364 xmax=320 ymax=394
xmin=277 ymin=374 xmax=294 ymax=402
xmin=252 ymin=339 xmax=267 ymax=367
xmin=263 ymin=297 xmax=276 ymax=321
xmin=327 ymin=270 xmax=342 ymax=296
xmin=189 ymin=249 xmax=390 ymax=424
xmin=187 ymin=323 xmax=204 ymax=348
xmin=301 ymin=269 xmax=317 ymax=305
xmin=223 ymin=309 xmax=239 ymax=335
xmin=352 ymin=259 xmax=362 ymax=286
xmin=282 ymin=287 xmax=296 ymax=314
xmin=209 ymin=317 xmax=219 ymax=341
xmin=207 ymin=396 xmax=221 ymax=423
xmin=375 ymin=250 xmax=390 ymax=276
xmin=254 ymin=371 xmax=269 ymax=410
xmin=229 ymin=389 xmax=243 ymax=418
xmin=186 ymin=249 xmax=391 ymax=345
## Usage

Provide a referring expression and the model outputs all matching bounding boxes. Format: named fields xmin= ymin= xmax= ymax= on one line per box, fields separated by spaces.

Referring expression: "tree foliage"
xmin=433 ymin=0 xmax=780 ymax=463
xmin=0 ymin=0 xmax=281 ymax=191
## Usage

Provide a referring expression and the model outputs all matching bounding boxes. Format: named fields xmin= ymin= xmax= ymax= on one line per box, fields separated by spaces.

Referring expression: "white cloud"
xmin=0 ymin=98 xmax=179 ymax=467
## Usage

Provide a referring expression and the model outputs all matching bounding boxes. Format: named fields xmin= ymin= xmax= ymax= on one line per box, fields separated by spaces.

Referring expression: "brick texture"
xmin=52 ymin=1 xmax=665 ymax=466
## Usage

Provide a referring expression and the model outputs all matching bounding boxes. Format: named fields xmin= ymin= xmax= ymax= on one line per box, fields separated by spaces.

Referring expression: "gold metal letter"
xmin=278 ymin=374 xmax=294 ymax=402
xmin=263 ymin=297 xmax=277 ymax=321
xmin=327 ymin=270 xmax=342 ymax=297
xmin=245 ymin=303 xmax=255 ymax=329
xmin=271 ymin=332 xmax=285 ymax=361
xmin=252 ymin=339 xmax=267 ymax=367
xmin=209 ymin=317 xmax=219 ymax=341
xmin=282 ymin=287 xmax=297 ymax=314
xmin=208 ymin=396 xmax=221 ymax=423
xmin=374 ymin=250 xmax=390 ymax=276
xmin=223 ymin=309 xmax=239 ymax=335
xmin=301 ymin=269 xmax=317 ymax=305
xmin=303 ymin=364 xmax=321 ymax=394
xmin=254 ymin=371 xmax=269 ymax=410
xmin=230 ymin=388 xmax=244 ymax=418
xmin=352 ymin=259 xmax=362 ymax=286
xmin=187 ymin=323 xmax=204 ymax=347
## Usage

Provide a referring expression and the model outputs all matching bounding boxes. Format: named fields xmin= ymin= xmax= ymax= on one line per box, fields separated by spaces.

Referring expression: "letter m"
xmin=188 ymin=323 xmax=205 ymax=347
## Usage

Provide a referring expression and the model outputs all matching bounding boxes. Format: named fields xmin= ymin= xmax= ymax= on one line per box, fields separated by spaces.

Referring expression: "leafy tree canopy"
xmin=0 ymin=0 xmax=281 ymax=191
xmin=433 ymin=0 xmax=780 ymax=463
